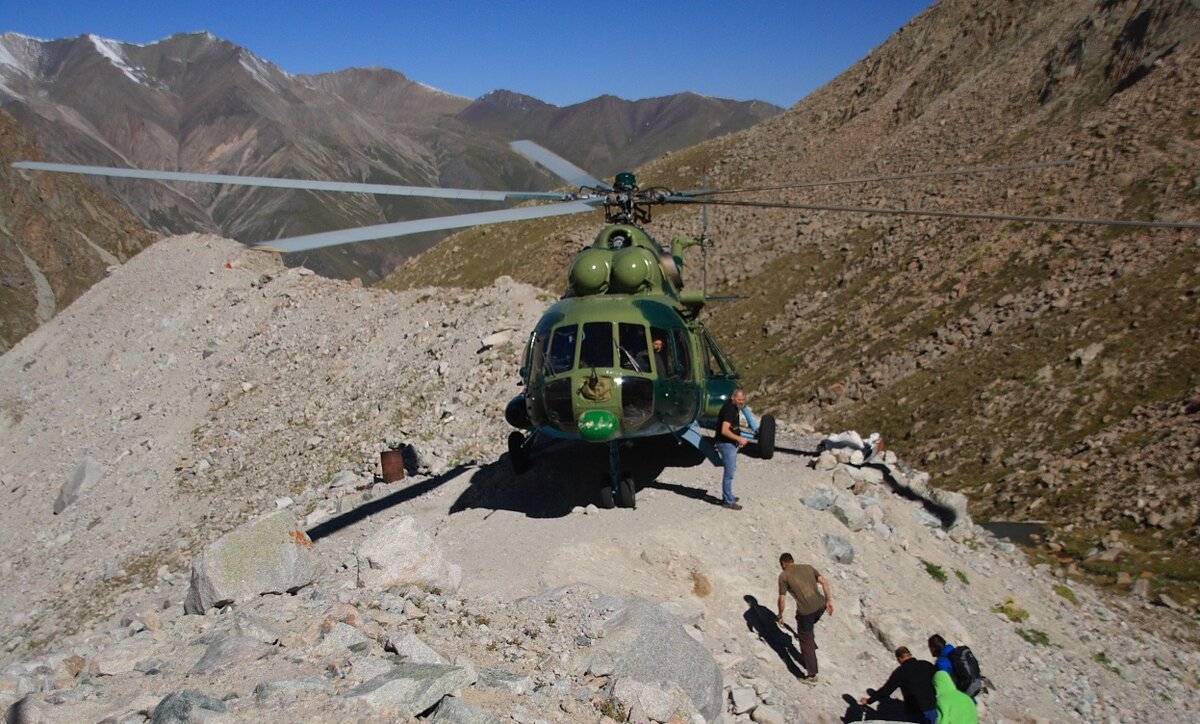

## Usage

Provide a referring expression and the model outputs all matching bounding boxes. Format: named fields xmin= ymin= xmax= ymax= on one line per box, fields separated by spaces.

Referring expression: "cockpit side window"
xmin=619 ymin=323 xmax=650 ymax=372
xmin=546 ymin=325 xmax=577 ymax=376
xmin=670 ymin=328 xmax=692 ymax=381
xmin=703 ymin=329 xmax=737 ymax=377
xmin=649 ymin=326 xmax=672 ymax=377
xmin=579 ymin=321 xmax=614 ymax=369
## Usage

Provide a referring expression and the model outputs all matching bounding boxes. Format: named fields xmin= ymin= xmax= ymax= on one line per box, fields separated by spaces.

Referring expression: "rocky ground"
xmin=1 ymin=235 xmax=1198 ymax=722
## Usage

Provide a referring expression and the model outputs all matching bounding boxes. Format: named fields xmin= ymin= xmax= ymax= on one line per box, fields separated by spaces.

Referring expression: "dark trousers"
xmin=796 ymin=606 xmax=825 ymax=675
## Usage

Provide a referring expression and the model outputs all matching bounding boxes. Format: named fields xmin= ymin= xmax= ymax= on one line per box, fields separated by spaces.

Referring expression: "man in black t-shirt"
xmin=713 ymin=389 xmax=747 ymax=509
xmin=860 ymin=646 xmax=938 ymax=723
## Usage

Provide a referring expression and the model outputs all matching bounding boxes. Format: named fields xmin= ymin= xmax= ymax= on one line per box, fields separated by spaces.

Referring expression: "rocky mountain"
xmin=1 ymin=235 xmax=1196 ymax=722
xmin=391 ymin=0 xmax=1200 ymax=604
xmin=459 ymin=90 xmax=780 ymax=178
xmin=0 ymin=109 xmax=155 ymax=353
xmin=0 ymin=31 xmax=779 ymax=283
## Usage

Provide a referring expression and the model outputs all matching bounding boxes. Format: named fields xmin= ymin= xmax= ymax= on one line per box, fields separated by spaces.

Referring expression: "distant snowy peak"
xmin=0 ymin=32 xmax=46 ymax=77
xmin=237 ymin=48 xmax=290 ymax=90
xmin=86 ymin=34 xmax=162 ymax=89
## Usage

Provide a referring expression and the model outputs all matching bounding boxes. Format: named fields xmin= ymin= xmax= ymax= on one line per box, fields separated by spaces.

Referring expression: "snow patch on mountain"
xmin=87 ymin=34 xmax=155 ymax=88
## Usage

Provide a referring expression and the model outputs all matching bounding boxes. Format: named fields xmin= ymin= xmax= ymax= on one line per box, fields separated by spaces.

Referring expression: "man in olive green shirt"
xmin=777 ymin=552 xmax=834 ymax=681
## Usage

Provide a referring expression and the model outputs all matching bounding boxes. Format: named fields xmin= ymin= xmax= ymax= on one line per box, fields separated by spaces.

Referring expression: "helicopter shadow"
xmin=307 ymin=465 xmax=472 ymax=541
xmin=448 ymin=436 xmax=713 ymax=517
xmin=742 ymin=595 xmax=804 ymax=678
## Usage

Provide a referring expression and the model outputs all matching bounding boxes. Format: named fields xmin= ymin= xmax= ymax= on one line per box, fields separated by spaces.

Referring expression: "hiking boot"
xmin=802 ymin=674 xmax=818 ymax=684
xmin=722 ymin=502 xmax=743 ymax=510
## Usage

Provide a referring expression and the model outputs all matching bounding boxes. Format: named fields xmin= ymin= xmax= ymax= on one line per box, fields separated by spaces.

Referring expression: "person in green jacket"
xmin=933 ymin=670 xmax=978 ymax=724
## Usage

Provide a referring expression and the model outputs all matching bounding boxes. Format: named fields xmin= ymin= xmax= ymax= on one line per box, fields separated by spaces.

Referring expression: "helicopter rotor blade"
xmin=510 ymin=140 xmax=612 ymax=191
xmin=12 ymin=161 xmax=572 ymax=202
xmin=253 ymin=199 xmax=599 ymax=253
xmin=668 ymin=198 xmax=1200 ymax=230
xmin=675 ymin=159 xmax=1080 ymax=198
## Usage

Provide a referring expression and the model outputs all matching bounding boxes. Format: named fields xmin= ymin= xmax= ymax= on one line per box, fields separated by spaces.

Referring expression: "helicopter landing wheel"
xmin=508 ymin=431 xmax=532 ymax=474
xmin=618 ymin=477 xmax=637 ymax=509
xmin=598 ymin=479 xmax=616 ymax=509
xmin=756 ymin=415 xmax=776 ymax=460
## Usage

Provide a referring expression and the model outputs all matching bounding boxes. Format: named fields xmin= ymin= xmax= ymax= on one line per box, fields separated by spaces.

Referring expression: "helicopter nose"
xmin=577 ymin=409 xmax=619 ymax=442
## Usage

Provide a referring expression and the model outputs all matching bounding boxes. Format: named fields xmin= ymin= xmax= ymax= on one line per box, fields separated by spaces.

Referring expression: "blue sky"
xmin=4 ymin=1 xmax=935 ymax=108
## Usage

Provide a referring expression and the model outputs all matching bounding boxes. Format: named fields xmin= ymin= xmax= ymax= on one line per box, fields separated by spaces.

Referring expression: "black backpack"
xmin=948 ymin=646 xmax=984 ymax=697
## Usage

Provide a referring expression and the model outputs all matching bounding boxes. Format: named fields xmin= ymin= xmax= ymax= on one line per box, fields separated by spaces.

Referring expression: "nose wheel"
xmin=508 ymin=431 xmax=533 ymax=474
xmin=619 ymin=477 xmax=636 ymax=508
xmin=598 ymin=476 xmax=637 ymax=509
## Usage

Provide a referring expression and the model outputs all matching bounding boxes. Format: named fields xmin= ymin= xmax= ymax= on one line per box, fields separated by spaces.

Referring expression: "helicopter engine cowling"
xmin=569 ymin=249 xmax=611 ymax=296
xmin=610 ymin=247 xmax=656 ymax=294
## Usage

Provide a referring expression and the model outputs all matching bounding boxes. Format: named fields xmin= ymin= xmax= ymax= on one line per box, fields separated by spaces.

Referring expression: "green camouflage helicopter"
xmin=15 ymin=142 xmax=1200 ymax=510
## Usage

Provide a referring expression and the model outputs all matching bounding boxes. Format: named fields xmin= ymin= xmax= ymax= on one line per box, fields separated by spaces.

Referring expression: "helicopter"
xmin=14 ymin=141 xmax=1200 ymax=509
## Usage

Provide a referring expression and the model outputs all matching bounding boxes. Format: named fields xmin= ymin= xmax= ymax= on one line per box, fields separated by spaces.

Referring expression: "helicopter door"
xmin=700 ymin=328 xmax=740 ymax=420
xmin=647 ymin=326 xmax=684 ymax=424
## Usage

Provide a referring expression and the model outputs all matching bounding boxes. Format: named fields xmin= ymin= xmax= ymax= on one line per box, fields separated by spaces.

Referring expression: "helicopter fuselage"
xmin=506 ymin=224 xmax=741 ymax=445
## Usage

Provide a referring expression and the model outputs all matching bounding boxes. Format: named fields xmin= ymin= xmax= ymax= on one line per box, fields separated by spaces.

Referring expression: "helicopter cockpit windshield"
xmin=579 ymin=322 xmax=614 ymax=368
xmin=536 ymin=321 xmax=680 ymax=377
xmin=545 ymin=325 xmax=577 ymax=376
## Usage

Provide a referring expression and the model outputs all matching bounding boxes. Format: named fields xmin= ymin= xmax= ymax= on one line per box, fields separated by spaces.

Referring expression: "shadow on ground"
xmin=839 ymin=692 xmax=924 ymax=722
xmin=448 ymin=436 xmax=712 ymax=518
xmin=742 ymin=594 xmax=804 ymax=678
xmin=307 ymin=465 xmax=472 ymax=541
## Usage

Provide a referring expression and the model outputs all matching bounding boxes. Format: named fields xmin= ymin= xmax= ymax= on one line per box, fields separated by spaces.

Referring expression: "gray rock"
xmin=343 ymin=663 xmax=476 ymax=718
xmin=356 ymin=515 xmax=462 ymax=593
xmin=53 ymin=457 xmax=102 ymax=514
xmin=844 ymin=465 xmax=885 ymax=485
xmin=4 ymin=695 xmax=49 ymax=724
xmin=150 ymin=689 xmax=228 ymax=724
xmin=831 ymin=466 xmax=856 ymax=490
xmin=310 ymin=622 xmax=371 ymax=659
xmin=429 ymin=695 xmax=504 ymax=724
xmin=814 ymin=450 xmax=837 ymax=471
xmin=231 ymin=613 xmax=280 ymax=645
xmin=329 ymin=470 xmax=359 ymax=488
xmin=253 ymin=677 xmax=334 ymax=701
xmin=189 ymin=634 xmax=272 ymax=675
xmin=863 ymin=610 xmax=922 ymax=652
xmin=823 ymin=533 xmax=855 ymax=564
xmin=477 ymin=668 xmax=533 ymax=694
xmin=614 ymin=678 xmax=698 ymax=721
xmin=573 ymin=597 xmax=723 ymax=721
xmin=384 ymin=632 xmax=449 ymax=664
xmin=730 ymin=686 xmax=757 ymax=715
xmin=90 ymin=636 xmax=158 ymax=676
xmin=183 ymin=510 xmax=319 ymax=614
xmin=930 ymin=488 xmax=971 ymax=529
xmin=751 ymin=704 xmax=787 ymax=724
xmin=802 ymin=490 xmax=834 ymax=511
xmin=830 ymin=493 xmax=868 ymax=532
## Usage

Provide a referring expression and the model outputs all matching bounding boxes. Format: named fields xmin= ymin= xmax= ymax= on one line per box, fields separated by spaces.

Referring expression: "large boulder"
xmin=572 ymin=595 xmax=723 ymax=721
xmin=343 ymin=663 xmax=476 ymax=718
xmin=184 ymin=510 xmax=319 ymax=614
xmin=356 ymin=515 xmax=462 ymax=593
